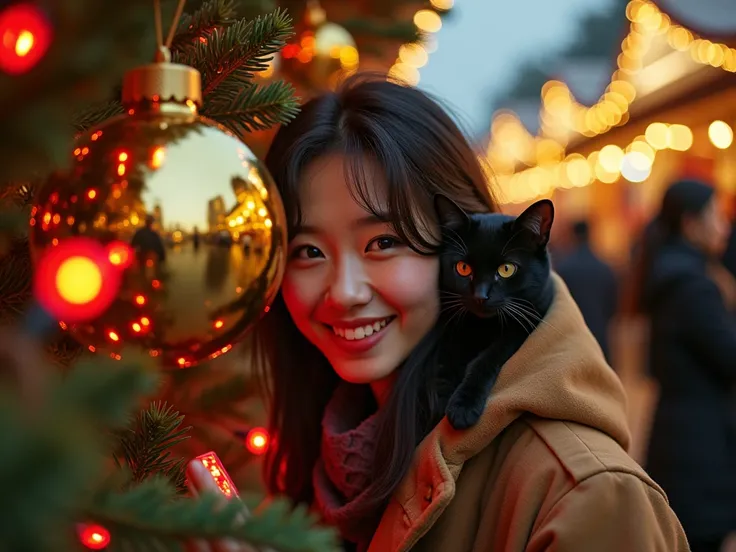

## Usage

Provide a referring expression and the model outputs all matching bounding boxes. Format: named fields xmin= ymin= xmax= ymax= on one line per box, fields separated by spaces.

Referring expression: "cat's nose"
xmin=473 ymin=295 xmax=487 ymax=306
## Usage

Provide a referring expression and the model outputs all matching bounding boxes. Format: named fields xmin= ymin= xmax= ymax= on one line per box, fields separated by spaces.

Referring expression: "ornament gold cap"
xmin=122 ymin=46 xmax=202 ymax=108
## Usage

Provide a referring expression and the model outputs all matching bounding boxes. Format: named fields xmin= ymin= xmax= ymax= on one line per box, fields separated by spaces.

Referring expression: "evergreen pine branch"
xmin=0 ymin=348 xmax=158 ymax=551
xmin=174 ymin=8 xmax=293 ymax=99
xmin=206 ymin=81 xmax=299 ymax=133
xmin=73 ymin=100 xmax=126 ymax=134
xmin=172 ymin=0 xmax=238 ymax=51
xmin=113 ymin=401 xmax=192 ymax=495
xmin=0 ymin=238 xmax=33 ymax=322
xmin=88 ymin=479 xmax=340 ymax=552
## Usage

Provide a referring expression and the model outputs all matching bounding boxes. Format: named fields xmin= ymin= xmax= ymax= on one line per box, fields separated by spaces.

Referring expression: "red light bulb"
xmin=245 ymin=427 xmax=269 ymax=455
xmin=77 ymin=523 xmax=111 ymax=550
xmin=0 ymin=3 xmax=52 ymax=74
xmin=34 ymin=237 xmax=122 ymax=323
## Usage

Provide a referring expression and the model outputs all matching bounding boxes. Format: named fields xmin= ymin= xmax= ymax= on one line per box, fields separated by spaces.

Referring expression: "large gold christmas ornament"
xmin=29 ymin=50 xmax=287 ymax=368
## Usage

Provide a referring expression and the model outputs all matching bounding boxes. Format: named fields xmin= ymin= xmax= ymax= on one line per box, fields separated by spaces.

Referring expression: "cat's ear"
xmin=515 ymin=199 xmax=554 ymax=247
xmin=434 ymin=194 xmax=469 ymax=228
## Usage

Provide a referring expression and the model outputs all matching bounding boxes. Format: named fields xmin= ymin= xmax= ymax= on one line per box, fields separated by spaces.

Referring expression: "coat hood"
xmin=441 ymin=273 xmax=630 ymax=464
xmin=370 ymin=274 xmax=631 ymax=551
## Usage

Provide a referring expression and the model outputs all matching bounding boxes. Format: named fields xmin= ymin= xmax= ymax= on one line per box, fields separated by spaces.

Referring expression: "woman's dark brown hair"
xmin=252 ymin=74 xmax=497 ymax=507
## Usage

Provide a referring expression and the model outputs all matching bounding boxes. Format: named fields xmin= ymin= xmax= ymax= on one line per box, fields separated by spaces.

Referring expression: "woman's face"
xmin=686 ymin=197 xmax=729 ymax=256
xmin=280 ymin=153 xmax=439 ymax=400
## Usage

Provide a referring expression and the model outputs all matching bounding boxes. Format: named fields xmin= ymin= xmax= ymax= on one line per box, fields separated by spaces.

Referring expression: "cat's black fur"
xmin=435 ymin=194 xmax=555 ymax=430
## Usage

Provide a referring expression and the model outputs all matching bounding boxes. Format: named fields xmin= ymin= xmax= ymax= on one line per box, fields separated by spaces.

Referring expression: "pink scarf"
xmin=312 ymin=383 xmax=385 ymax=550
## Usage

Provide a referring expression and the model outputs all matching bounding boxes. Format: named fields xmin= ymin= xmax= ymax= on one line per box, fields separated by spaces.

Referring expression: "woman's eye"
xmin=366 ymin=236 xmax=401 ymax=252
xmin=291 ymin=245 xmax=323 ymax=260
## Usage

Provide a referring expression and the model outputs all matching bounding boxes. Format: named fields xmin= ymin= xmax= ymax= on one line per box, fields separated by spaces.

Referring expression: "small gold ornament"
xmin=310 ymin=20 xmax=359 ymax=89
xmin=284 ymin=0 xmax=359 ymax=91
xmin=29 ymin=48 xmax=287 ymax=368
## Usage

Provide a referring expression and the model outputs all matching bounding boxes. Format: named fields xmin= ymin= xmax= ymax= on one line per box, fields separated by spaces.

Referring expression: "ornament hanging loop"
xmin=153 ymin=0 xmax=187 ymax=51
xmin=154 ymin=45 xmax=172 ymax=64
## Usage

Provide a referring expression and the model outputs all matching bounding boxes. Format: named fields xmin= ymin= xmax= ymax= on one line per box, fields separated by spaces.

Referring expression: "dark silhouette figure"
xmin=636 ymin=179 xmax=735 ymax=552
xmin=193 ymin=226 xmax=201 ymax=251
xmin=131 ymin=214 xmax=166 ymax=264
xmin=555 ymin=221 xmax=618 ymax=362
xmin=722 ymin=222 xmax=736 ymax=278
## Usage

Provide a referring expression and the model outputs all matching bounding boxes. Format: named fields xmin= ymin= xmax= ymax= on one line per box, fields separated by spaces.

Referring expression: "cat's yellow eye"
xmin=455 ymin=261 xmax=473 ymax=277
xmin=497 ymin=263 xmax=517 ymax=279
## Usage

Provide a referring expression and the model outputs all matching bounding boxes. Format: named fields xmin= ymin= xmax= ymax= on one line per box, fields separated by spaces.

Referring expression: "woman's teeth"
xmin=332 ymin=318 xmax=390 ymax=341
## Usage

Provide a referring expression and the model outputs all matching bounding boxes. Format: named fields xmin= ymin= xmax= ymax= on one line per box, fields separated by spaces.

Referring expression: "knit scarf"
xmin=312 ymin=383 xmax=385 ymax=551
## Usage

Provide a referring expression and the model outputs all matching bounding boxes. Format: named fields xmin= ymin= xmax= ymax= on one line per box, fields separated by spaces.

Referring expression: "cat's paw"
xmin=446 ymin=395 xmax=485 ymax=430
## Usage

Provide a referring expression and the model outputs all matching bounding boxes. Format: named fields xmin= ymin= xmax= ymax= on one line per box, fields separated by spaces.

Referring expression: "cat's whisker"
xmin=505 ymin=303 xmax=533 ymax=328
xmin=500 ymin=305 xmax=533 ymax=335
xmin=443 ymin=227 xmax=468 ymax=255
xmin=505 ymin=301 xmax=541 ymax=326
xmin=442 ymin=304 xmax=467 ymax=332
xmin=439 ymin=290 xmax=463 ymax=298
xmin=440 ymin=303 xmax=465 ymax=315
xmin=443 ymin=238 xmax=467 ymax=256
xmin=504 ymin=305 xmax=538 ymax=335
xmin=510 ymin=297 xmax=537 ymax=310
xmin=506 ymin=298 xmax=541 ymax=319
xmin=507 ymin=299 xmax=562 ymax=335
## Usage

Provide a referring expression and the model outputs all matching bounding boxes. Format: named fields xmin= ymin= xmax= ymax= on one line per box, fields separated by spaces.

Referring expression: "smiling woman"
xmin=281 ymin=153 xmax=441 ymax=393
xmin=238 ymin=74 xmax=689 ymax=552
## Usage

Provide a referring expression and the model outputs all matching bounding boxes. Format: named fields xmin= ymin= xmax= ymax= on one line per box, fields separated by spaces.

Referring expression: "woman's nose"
xmin=325 ymin=256 xmax=372 ymax=310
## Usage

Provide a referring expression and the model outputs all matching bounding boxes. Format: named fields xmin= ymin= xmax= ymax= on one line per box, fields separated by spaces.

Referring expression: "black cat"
xmin=434 ymin=194 xmax=555 ymax=430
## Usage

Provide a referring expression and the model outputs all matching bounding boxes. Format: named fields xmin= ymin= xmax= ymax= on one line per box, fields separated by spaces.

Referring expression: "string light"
xmin=486 ymin=0 xmax=736 ymax=204
xmin=388 ymin=3 xmax=451 ymax=86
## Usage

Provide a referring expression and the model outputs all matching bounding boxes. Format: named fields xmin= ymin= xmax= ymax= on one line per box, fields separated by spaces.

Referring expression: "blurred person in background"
xmin=721 ymin=213 xmax=736 ymax=279
xmin=556 ymin=220 xmax=618 ymax=363
xmin=634 ymin=179 xmax=736 ymax=552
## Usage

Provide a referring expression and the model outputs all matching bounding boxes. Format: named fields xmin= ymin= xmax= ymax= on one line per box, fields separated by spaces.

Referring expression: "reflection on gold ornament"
xmin=29 ymin=51 xmax=287 ymax=369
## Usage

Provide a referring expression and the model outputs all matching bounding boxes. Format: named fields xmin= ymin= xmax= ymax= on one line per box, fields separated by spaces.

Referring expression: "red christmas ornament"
xmin=0 ymin=2 xmax=52 ymax=74
xmin=33 ymin=236 xmax=124 ymax=323
xmin=77 ymin=523 xmax=111 ymax=550
xmin=245 ymin=427 xmax=269 ymax=455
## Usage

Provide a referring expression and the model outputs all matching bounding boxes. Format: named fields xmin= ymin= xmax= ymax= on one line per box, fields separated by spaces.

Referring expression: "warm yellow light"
xmin=388 ymin=62 xmax=420 ymax=86
xmin=708 ymin=120 xmax=733 ymax=149
xmin=414 ymin=10 xmax=442 ymax=33
xmin=621 ymin=152 xmax=652 ymax=182
xmin=55 ymin=257 xmax=103 ymax=305
xmin=399 ymin=43 xmax=428 ymax=68
xmin=627 ymin=139 xmax=655 ymax=162
xmin=667 ymin=124 xmax=693 ymax=151
xmin=339 ymin=46 xmax=359 ymax=69
xmin=645 ymin=122 xmax=669 ymax=150
xmin=150 ymin=146 xmax=166 ymax=169
xmin=430 ymin=0 xmax=454 ymax=10
xmin=598 ymin=145 xmax=625 ymax=173
xmin=15 ymin=30 xmax=34 ymax=57
xmin=594 ymin=163 xmax=620 ymax=184
xmin=565 ymin=156 xmax=592 ymax=188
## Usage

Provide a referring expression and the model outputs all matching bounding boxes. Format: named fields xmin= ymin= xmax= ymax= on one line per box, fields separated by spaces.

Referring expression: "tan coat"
xmin=368 ymin=275 xmax=690 ymax=552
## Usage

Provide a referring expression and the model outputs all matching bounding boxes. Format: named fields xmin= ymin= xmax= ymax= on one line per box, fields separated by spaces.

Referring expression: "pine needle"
xmin=114 ymin=402 xmax=192 ymax=495
xmin=207 ymin=80 xmax=300 ymax=133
